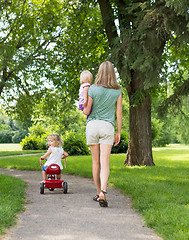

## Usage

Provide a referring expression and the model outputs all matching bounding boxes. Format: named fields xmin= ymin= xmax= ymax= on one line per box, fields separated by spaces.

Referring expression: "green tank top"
xmin=87 ymin=85 xmax=121 ymax=126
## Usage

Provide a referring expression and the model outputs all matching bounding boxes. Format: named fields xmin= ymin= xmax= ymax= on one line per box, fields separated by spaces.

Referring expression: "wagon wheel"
xmin=63 ymin=182 xmax=68 ymax=194
xmin=40 ymin=182 xmax=44 ymax=194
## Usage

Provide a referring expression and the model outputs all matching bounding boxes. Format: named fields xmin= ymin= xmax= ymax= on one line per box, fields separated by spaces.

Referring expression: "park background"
xmin=0 ymin=0 xmax=188 ymax=240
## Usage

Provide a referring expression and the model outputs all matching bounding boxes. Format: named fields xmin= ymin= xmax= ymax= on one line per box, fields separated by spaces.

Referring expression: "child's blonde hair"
xmin=95 ymin=61 xmax=121 ymax=89
xmin=47 ymin=134 xmax=63 ymax=147
xmin=80 ymin=70 xmax=93 ymax=84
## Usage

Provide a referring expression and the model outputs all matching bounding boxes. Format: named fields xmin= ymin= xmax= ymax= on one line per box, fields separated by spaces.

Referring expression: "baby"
xmin=78 ymin=70 xmax=93 ymax=111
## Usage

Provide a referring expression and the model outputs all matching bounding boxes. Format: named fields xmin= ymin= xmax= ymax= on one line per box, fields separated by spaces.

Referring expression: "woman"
xmin=83 ymin=61 xmax=122 ymax=207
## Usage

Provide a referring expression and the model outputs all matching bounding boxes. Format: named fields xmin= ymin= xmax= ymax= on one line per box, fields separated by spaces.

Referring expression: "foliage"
xmin=20 ymin=123 xmax=51 ymax=150
xmin=152 ymin=94 xmax=189 ymax=145
xmin=12 ymin=130 xmax=28 ymax=143
xmin=0 ymin=124 xmax=11 ymax=131
xmin=0 ymin=130 xmax=15 ymax=143
xmin=21 ymin=136 xmax=41 ymax=150
xmin=0 ymin=175 xmax=26 ymax=234
xmin=1 ymin=0 xmax=188 ymax=166
xmin=0 ymin=0 xmax=108 ymax=122
xmin=20 ymin=103 xmax=88 ymax=150
xmin=158 ymin=42 xmax=189 ymax=115
xmin=111 ymin=132 xmax=128 ymax=153
xmin=63 ymin=131 xmax=90 ymax=155
xmin=31 ymin=91 xmax=87 ymax=135
xmin=0 ymin=130 xmax=28 ymax=144
xmin=94 ymin=0 xmax=189 ymax=165
xmin=151 ymin=118 xmax=172 ymax=147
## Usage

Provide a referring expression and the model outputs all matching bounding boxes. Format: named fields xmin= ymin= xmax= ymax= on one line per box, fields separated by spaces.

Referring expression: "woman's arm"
xmin=114 ymin=93 xmax=122 ymax=146
xmin=83 ymin=86 xmax=90 ymax=107
xmin=83 ymin=96 xmax=93 ymax=115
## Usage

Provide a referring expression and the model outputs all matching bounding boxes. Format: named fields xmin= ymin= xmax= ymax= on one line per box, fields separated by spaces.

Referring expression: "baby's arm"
xmin=39 ymin=148 xmax=52 ymax=167
xmin=83 ymin=86 xmax=90 ymax=107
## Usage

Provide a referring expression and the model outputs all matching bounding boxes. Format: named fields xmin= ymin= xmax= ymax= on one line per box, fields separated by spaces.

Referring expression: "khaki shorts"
xmin=86 ymin=120 xmax=114 ymax=145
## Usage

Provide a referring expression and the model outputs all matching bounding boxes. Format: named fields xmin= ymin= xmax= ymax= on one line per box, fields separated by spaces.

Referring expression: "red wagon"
xmin=40 ymin=164 xmax=68 ymax=194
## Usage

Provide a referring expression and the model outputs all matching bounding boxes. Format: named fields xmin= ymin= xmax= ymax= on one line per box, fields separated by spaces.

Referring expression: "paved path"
xmin=0 ymin=168 xmax=163 ymax=240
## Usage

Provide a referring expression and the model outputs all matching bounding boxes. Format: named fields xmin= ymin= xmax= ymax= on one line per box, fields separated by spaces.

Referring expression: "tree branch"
xmin=97 ymin=0 xmax=118 ymax=47
xmin=158 ymin=78 xmax=189 ymax=115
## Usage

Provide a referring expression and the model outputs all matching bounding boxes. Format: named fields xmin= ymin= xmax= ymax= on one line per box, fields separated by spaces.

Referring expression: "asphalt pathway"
xmin=0 ymin=168 xmax=163 ymax=240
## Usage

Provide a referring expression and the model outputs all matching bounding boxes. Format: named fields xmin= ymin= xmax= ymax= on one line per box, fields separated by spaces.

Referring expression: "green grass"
xmin=0 ymin=151 xmax=45 ymax=157
xmin=0 ymin=143 xmax=45 ymax=156
xmin=0 ymin=145 xmax=189 ymax=239
xmin=0 ymin=175 xmax=26 ymax=234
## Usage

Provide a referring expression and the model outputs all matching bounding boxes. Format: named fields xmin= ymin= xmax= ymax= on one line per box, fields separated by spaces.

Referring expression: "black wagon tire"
xmin=63 ymin=182 xmax=68 ymax=194
xmin=40 ymin=182 xmax=44 ymax=194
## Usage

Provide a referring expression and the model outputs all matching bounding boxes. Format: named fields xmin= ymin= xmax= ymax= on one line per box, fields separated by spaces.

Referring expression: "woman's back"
xmin=87 ymin=85 xmax=121 ymax=126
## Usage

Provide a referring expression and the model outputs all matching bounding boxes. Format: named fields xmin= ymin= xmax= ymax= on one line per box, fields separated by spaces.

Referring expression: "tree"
xmin=96 ymin=0 xmax=189 ymax=165
xmin=0 ymin=0 xmax=65 ymax=96
xmin=1 ymin=1 xmax=188 ymax=166
xmin=0 ymin=0 xmax=108 ymax=120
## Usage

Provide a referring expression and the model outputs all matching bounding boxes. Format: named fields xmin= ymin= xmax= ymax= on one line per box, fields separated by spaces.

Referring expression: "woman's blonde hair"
xmin=95 ymin=61 xmax=121 ymax=89
xmin=47 ymin=134 xmax=63 ymax=147
xmin=80 ymin=70 xmax=93 ymax=84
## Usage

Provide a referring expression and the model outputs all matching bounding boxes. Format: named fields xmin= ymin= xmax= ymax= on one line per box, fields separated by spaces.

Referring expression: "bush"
xmin=0 ymin=130 xmax=15 ymax=143
xmin=20 ymin=123 xmax=52 ymax=150
xmin=111 ymin=132 xmax=128 ymax=153
xmin=21 ymin=136 xmax=39 ymax=150
xmin=21 ymin=135 xmax=47 ymax=150
xmin=63 ymin=131 xmax=90 ymax=155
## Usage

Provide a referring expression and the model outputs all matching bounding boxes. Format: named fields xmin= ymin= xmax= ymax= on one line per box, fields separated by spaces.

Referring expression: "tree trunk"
xmin=124 ymin=94 xmax=155 ymax=166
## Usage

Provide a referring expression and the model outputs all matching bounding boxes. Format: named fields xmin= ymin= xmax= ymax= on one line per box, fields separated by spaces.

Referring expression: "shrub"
xmin=21 ymin=135 xmax=47 ymax=150
xmin=20 ymin=123 xmax=52 ymax=150
xmin=0 ymin=130 xmax=14 ymax=143
xmin=21 ymin=136 xmax=39 ymax=150
xmin=63 ymin=131 xmax=90 ymax=155
xmin=111 ymin=132 xmax=128 ymax=154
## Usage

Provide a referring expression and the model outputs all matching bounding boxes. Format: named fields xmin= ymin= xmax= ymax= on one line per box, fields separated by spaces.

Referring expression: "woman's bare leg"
xmin=99 ymin=144 xmax=112 ymax=194
xmin=89 ymin=144 xmax=101 ymax=195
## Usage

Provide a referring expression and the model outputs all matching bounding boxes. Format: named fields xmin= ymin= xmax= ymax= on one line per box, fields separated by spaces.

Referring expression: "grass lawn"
xmin=0 ymin=144 xmax=189 ymax=239
xmin=0 ymin=144 xmax=45 ymax=156
xmin=0 ymin=144 xmax=22 ymax=151
xmin=0 ymin=175 xmax=26 ymax=234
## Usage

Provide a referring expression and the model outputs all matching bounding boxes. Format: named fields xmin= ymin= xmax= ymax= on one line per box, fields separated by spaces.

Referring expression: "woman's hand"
xmin=114 ymin=132 xmax=121 ymax=146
